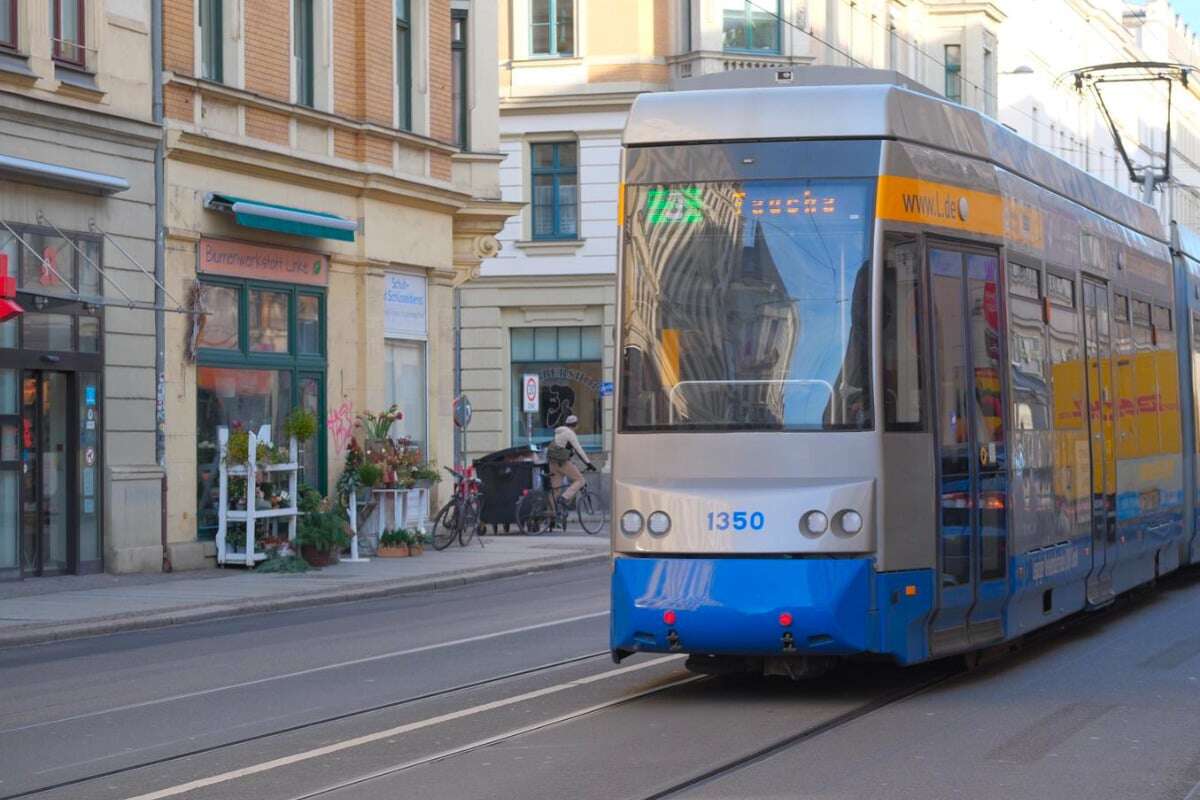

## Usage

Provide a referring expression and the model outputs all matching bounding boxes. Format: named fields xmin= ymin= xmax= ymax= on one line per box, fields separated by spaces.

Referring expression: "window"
xmin=883 ymin=234 xmax=923 ymax=431
xmin=0 ymin=225 xmax=103 ymax=353
xmin=1046 ymin=272 xmax=1074 ymax=307
xmin=200 ymin=0 xmax=223 ymax=82
xmin=722 ymin=0 xmax=780 ymax=54
xmin=451 ymin=10 xmax=468 ymax=148
xmin=293 ymin=0 xmax=314 ymax=107
xmin=511 ymin=326 xmax=603 ymax=449
xmin=983 ymin=46 xmax=996 ymax=116
xmin=530 ymin=142 xmax=578 ymax=240
xmin=0 ymin=0 xmax=16 ymax=49
xmin=52 ymin=0 xmax=85 ymax=66
xmin=531 ymin=0 xmax=573 ymax=57
xmin=682 ymin=0 xmax=692 ymax=51
xmin=944 ymin=44 xmax=962 ymax=104
xmin=194 ymin=279 xmax=327 ymax=539
xmin=396 ymin=0 xmax=411 ymax=130
xmin=385 ymin=340 xmax=427 ymax=452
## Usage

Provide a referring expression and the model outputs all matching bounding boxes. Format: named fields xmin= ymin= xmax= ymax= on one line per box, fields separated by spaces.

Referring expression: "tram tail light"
xmin=662 ymin=609 xmax=677 ymax=626
xmin=0 ymin=254 xmax=22 ymax=324
xmin=905 ymin=585 xmax=919 ymax=597
xmin=778 ymin=612 xmax=793 ymax=627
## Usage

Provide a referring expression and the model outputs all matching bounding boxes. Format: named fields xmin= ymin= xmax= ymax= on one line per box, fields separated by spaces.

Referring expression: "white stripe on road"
xmin=122 ymin=654 xmax=684 ymax=800
xmin=0 ymin=611 xmax=608 ymax=735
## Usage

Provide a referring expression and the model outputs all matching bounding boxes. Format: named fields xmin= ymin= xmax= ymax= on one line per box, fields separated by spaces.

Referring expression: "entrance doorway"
xmin=22 ymin=371 xmax=71 ymax=576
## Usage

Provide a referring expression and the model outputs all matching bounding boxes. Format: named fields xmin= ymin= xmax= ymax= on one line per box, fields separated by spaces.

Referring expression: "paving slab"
xmin=0 ymin=532 xmax=610 ymax=648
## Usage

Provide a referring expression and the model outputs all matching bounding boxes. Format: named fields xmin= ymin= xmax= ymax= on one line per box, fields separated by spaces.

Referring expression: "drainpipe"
xmin=152 ymin=0 xmax=171 ymax=572
xmin=453 ymin=285 xmax=462 ymax=467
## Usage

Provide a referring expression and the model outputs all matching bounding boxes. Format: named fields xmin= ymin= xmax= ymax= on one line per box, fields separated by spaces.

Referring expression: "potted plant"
xmin=357 ymin=405 xmax=403 ymax=443
xmin=357 ymin=463 xmax=383 ymax=492
xmin=297 ymin=504 xmax=351 ymax=567
xmin=282 ymin=407 xmax=318 ymax=443
xmin=408 ymin=529 xmax=428 ymax=556
xmin=412 ymin=463 xmax=441 ymax=489
xmin=378 ymin=528 xmax=412 ymax=558
xmin=225 ymin=430 xmax=250 ymax=466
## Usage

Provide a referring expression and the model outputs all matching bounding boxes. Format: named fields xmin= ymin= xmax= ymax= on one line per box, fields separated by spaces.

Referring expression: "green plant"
xmin=357 ymin=463 xmax=383 ymax=488
xmin=379 ymin=528 xmax=413 ymax=548
xmin=357 ymin=405 xmax=403 ymax=440
xmin=412 ymin=463 xmax=441 ymax=483
xmin=256 ymin=554 xmax=310 ymax=573
xmin=255 ymin=441 xmax=275 ymax=465
xmin=225 ymin=431 xmax=250 ymax=464
xmin=298 ymin=485 xmax=323 ymax=513
xmin=297 ymin=509 xmax=350 ymax=552
xmin=283 ymin=407 xmax=318 ymax=443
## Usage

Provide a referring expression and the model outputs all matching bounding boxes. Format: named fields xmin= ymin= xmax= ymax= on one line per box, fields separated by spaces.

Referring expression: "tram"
xmin=609 ymin=71 xmax=1200 ymax=675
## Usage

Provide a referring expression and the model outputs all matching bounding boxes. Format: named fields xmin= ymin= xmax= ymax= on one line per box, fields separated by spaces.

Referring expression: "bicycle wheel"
xmin=576 ymin=488 xmax=607 ymax=535
xmin=515 ymin=491 xmax=550 ymax=535
xmin=459 ymin=495 xmax=482 ymax=547
xmin=432 ymin=500 xmax=461 ymax=550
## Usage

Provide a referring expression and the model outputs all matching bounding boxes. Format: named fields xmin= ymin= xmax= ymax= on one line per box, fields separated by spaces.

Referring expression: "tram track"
xmin=0 ymin=649 xmax=612 ymax=800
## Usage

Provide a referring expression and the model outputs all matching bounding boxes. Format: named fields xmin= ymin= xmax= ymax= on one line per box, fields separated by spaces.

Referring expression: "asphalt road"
xmin=1 ymin=562 xmax=1199 ymax=800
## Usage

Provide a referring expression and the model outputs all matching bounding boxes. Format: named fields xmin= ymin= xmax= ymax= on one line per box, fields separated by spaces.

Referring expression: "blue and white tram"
xmin=609 ymin=75 xmax=1199 ymax=673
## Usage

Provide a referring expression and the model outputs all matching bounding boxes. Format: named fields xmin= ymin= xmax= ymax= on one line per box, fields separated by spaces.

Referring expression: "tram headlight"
xmin=837 ymin=510 xmax=864 ymax=535
xmin=647 ymin=511 xmax=672 ymax=537
xmin=800 ymin=510 xmax=828 ymax=537
xmin=619 ymin=510 xmax=644 ymax=537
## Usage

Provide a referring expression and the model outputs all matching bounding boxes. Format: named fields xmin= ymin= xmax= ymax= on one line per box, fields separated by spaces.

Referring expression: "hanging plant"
xmin=283 ymin=407 xmax=318 ymax=443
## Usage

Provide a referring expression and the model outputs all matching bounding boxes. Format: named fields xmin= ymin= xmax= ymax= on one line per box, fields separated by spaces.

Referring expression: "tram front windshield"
xmin=620 ymin=178 xmax=874 ymax=432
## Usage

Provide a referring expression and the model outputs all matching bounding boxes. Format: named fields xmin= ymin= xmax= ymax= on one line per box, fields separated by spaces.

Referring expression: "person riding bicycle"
xmin=546 ymin=414 xmax=595 ymax=509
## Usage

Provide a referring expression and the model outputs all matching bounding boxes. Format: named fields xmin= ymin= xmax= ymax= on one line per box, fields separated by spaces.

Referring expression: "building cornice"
xmin=924 ymin=2 xmax=1007 ymax=24
xmin=501 ymin=91 xmax=644 ymax=114
xmin=166 ymin=73 xmax=461 ymax=156
xmin=0 ymin=86 xmax=160 ymax=147
xmin=166 ymin=128 xmax=478 ymax=215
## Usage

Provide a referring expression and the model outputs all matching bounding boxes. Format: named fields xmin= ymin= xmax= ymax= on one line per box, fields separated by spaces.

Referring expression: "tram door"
xmin=1082 ymin=279 xmax=1116 ymax=604
xmin=928 ymin=245 xmax=1009 ymax=654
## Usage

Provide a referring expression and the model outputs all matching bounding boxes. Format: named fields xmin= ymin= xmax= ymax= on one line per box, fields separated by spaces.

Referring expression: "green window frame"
xmin=530 ymin=141 xmax=578 ymax=241
xmin=200 ymin=0 xmax=223 ymax=82
xmin=944 ymin=44 xmax=962 ymax=103
xmin=294 ymin=0 xmax=315 ymax=108
xmin=530 ymin=0 xmax=573 ymax=57
xmin=721 ymin=0 xmax=780 ymax=54
xmin=452 ymin=9 xmax=468 ymax=148
xmin=194 ymin=277 xmax=327 ymax=492
xmin=396 ymin=0 xmax=412 ymax=130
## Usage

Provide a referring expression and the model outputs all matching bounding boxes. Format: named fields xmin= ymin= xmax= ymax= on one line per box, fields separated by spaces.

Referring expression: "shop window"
xmin=385 ymin=339 xmax=427 ymax=453
xmin=200 ymin=0 xmax=223 ymax=83
xmin=452 ymin=10 xmax=468 ymax=148
xmin=52 ymin=0 xmax=85 ymax=66
xmin=722 ymin=0 xmax=780 ymax=54
xmin=531 ymin=0 xmax=573 ymax=57
xmin=194 ymin=279 xmax=327 ymax=539
xmin=0 ymin=0 xmax=16 ymax=50
xmin=530 ymin=142 xmax=578 ymax=240
xmin=396 ymin=0 xmax=411 ymax=130
xmin=511 ymin=325 xmax=603 ymax=450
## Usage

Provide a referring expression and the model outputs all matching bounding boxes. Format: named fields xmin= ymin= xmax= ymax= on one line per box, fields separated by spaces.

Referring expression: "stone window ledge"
xmin=514 ymin=238 xmax=586 ymax=256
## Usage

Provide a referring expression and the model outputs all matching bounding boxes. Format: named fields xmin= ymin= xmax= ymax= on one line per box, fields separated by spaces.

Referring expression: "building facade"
xmin=473 ymin=0 xmax=1200 ymax=463
xmin=160 ymin=0 xmax=517 ymax=569
xmin=0 ymin=0 xmax=163 ymax=578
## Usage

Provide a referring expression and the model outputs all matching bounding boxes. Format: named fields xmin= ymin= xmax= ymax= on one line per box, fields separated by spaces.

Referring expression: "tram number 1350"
xmin=707 ymin=511 xmax=766 ymax=531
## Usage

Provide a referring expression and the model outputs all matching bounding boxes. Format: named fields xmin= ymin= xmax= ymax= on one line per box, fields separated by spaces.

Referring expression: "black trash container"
xmin=473 ymin=445 xmax=541 ymax=527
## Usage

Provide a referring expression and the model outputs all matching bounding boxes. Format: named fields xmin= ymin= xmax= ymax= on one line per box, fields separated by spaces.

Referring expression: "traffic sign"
xmin=522 ymin=374 xmax=540 ymax=413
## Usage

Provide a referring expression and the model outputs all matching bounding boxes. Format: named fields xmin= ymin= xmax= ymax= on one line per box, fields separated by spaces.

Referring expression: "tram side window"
xmin=1131 ymin=299 xmax=1161 ymax=458
xmin=1153 ymin=304 xmax=1181 ymax=457
xmin=1113 ymin=294 xmax=1137 ymax=463
xmin=1047 ymin=271 xmax=1085 ymax=541
xmin=1007 ymin=262 xmax=1052 ymax=553
xmin=1192 ymin=311 xmax=1200 ymax=455
xmin=882 ymin=234 xmax=923 ymax=431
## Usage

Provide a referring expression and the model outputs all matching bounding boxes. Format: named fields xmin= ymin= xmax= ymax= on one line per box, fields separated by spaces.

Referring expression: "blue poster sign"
xmin=600 ymin=381 xmax=614 ymax=397
xmin=85 ymin=385 xmax=97 ymax=406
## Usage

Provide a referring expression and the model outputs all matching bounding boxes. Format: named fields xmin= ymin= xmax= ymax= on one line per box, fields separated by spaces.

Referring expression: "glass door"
xmin=20 ymin=371 xmax=72 ymax=576
xmin=928 ymin=245 xmax=1009 ymax=654
xmin=1082 ymin=279 xmax=1116 ymax=604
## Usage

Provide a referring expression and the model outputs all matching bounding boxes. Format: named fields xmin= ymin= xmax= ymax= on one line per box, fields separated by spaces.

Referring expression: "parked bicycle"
xmin=514 ymin=459 xmax=608 ymax=535
xmin=432 ymin=464 xmax=484 ymax=550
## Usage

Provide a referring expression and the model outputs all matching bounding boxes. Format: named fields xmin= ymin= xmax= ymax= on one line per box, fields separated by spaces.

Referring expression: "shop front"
xmin=191 ymin=238 xmax=328 ymax=541
xmin=509 ymin=325 xmax=604 ymax=449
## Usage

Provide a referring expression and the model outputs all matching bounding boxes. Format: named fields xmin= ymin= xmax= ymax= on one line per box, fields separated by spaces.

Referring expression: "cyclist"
xmin=546 ymin=414 xmax=596 ymax=510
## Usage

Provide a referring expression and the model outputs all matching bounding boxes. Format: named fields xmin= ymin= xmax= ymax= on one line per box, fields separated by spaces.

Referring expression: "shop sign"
xmin=383 ymin=273 xmax=427 ymax=338
xmin=199 ymin=238 xmax=329 ymax=287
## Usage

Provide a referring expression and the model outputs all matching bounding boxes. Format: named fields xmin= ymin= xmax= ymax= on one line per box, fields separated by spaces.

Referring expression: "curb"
xmin=0 ymin=551 xmax=609 ymax=650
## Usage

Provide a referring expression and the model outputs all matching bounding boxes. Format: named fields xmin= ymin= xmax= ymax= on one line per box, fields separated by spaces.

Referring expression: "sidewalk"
xmin=0 ymin=532 xmax=609 ymax=649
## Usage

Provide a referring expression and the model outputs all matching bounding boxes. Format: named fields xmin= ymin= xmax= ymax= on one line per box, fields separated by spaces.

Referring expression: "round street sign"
xmin=453 ymin=394 xmax=473 ymax=429
xmin=523 ymin=374 xmax=540 ymax=413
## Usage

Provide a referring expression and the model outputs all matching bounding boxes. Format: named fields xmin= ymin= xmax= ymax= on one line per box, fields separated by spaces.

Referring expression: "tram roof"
xmin=624 ymin=82 xmax=1164 ymax=242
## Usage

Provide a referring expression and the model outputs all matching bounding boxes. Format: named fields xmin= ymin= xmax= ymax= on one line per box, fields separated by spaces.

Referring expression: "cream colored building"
xmin=160 ymin=0 xmax=518 ymax=569
xmin=472 ymin=0 xmax=1200 ymax=466
xmin=0 ymin=1 xmax=163 ymax=578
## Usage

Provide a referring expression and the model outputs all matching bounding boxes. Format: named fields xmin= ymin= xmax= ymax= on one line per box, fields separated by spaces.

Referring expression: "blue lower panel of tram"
xmin=610 ymin=557 xmax=935 ymax=665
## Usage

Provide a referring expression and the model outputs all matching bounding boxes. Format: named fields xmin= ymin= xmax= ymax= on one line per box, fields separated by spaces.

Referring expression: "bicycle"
xmin=514 ymin=459 xmax=608 ymax=536
xmin=432 ymin=465 xmax=485 ymax=550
